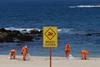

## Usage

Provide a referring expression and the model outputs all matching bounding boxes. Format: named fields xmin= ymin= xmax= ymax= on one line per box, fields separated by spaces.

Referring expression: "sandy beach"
xmin=0 ymin=55 xmax=100 ymax=67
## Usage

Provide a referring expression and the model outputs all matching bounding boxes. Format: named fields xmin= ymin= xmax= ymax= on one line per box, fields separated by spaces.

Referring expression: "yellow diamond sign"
xmin=43 ymin=26 xmax=58 ymax=48
xmin=45 ymin=28 xmax=56 ymax=40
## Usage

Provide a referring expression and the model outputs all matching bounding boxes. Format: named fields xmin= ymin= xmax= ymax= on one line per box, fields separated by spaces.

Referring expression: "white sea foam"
xmin=3 ymin=27 xmax=87 ymax=35
xmin=69 ymin=5 xmax=100 ymax=8
xmin=5 ymin=27 xmax=39 ymax=33
xmin=58 ymin=28 xmax=74 ymax=33
xmin=5 ymin=27 xmax=73 ymax=33
xmin=58 ymin=28 xmax=70 ymax=33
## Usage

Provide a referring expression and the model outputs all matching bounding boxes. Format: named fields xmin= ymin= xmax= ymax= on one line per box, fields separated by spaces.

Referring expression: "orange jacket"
xmin=21 ymin=47 xmax=28 ymax=55
xmin=81 ymin=50 xmax=88 ymax=57
xmin=65 ymin=43 xmax=70 ymax=51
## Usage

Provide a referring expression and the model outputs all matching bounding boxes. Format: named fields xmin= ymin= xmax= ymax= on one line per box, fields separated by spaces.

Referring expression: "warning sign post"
xmin=43 ymin=26 xmax=58 ymax=67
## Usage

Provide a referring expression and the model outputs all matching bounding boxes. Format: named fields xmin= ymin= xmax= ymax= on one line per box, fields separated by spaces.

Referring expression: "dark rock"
xmin=0 ymin=28 xmax=43 ymax=42
xmin=85 ymin=33 xmax=92 ymax=36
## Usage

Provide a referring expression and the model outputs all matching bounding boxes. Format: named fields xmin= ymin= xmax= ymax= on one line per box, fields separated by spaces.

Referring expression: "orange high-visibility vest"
xmin=81 ymin=50 xmax=88 ymax=58
xmin=22 ymin=47 xmax=28 ymax=55
xmin=65 ymin=44 xmax=70 ymax=51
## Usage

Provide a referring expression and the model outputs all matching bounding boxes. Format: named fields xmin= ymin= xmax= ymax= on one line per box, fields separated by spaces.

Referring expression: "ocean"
xmin=0 ymin=1 xmax=100 ymax=57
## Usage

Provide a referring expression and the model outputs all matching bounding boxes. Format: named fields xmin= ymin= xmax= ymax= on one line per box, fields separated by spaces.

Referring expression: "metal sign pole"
xmin=50 ymin=48 xmax=52 ymax=67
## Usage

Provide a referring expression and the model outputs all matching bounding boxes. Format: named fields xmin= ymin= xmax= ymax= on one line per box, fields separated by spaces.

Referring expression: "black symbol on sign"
xmin=48 ymin=32 xmax=53 ymax=36
xmin=45 ymin=28 xmax=56 ymax=40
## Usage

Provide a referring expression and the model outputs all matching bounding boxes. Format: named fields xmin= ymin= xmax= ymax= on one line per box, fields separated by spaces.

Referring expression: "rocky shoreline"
xmin=0 ymin=28 xmax=42 ymax=42
xmin=0 ymin=27 xmax=100 ymax=42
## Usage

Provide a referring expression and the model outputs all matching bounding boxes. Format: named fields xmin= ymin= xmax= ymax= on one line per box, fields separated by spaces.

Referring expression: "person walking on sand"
xmin=21 ymin=45 xmax=28 ymax=61
xmin=9 ymin=48 xmax=16 ymax=59
xmin=81 ymin=50 xmax=88 ymax=60
xmin=65 ymin=43 xmax=71 ymax=58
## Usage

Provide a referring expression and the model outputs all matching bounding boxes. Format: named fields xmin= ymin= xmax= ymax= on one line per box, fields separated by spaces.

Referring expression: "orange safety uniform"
xmin=10 ymin=49 xmax=16 ymax=59
xmin=81 ymin=50 xmax=88 ymax=60
xmin=21 ymin=47 xmax=28 ymax=60
xmin=65 ymin=43 xmax=70 ymax=58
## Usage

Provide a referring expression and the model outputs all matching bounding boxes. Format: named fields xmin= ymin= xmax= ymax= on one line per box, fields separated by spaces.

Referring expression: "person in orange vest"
xmin=65 ymin=43 xmax=71 ymax=58
xmin=10 ymin=49 xmax=16 ymax=59
xmin=21 ymin=45 xmax=28 ymax=61
xmin=81 ymin=50 xmax=88 ymax=60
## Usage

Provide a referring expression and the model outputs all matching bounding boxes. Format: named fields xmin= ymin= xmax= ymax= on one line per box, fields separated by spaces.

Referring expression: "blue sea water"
xmin=0 ymin=2 xmax=100 ymax=57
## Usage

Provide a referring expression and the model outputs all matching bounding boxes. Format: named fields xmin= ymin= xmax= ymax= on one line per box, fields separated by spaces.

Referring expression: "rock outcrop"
xmin=0 ymin=28 xmax=42 ymax=42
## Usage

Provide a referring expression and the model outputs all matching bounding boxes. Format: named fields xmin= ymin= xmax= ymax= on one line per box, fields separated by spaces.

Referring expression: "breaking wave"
xmin=5 ymin=27 xmax=41 ymax=33
xmin=4 ymin=27 xmax=87 ymax=35
xmin=69 ymin=5 xmax=100 ymax=8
